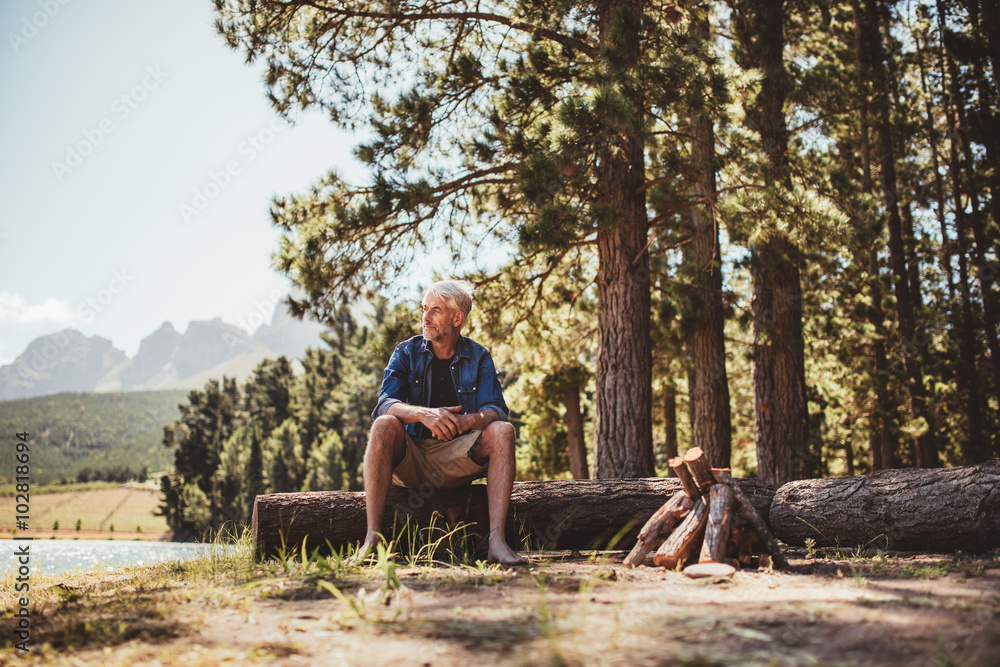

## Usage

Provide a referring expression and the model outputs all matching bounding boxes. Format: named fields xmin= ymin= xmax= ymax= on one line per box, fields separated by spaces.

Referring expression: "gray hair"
xmin=423 ymin=279 xmax=475 ymax=318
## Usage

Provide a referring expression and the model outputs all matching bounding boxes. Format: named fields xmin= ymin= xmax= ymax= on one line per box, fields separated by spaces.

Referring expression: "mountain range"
xmin=0 ymin=302 xmax=326 ymax=402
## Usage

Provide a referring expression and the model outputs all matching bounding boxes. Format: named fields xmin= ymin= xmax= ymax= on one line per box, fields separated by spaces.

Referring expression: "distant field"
xmin=0 ymin=486 xmax=168 ymax=534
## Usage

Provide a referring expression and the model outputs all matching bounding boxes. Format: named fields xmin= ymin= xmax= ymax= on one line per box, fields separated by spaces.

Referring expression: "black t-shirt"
xmin=429 ymin=355 xmax=459 ymax=409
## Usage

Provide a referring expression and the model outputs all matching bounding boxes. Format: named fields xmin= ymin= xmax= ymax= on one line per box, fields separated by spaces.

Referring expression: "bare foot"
xmin=487 ymin=540 xmax=528 ymax=566
xmin=348 ymin=535 xmax=381 ymax=565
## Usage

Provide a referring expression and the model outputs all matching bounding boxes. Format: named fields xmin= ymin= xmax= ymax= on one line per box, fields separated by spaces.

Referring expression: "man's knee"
xmin=369 ymin=415 xmax=404 ymax=448
xmin=483 ymin=420 xmax=515 ymax=449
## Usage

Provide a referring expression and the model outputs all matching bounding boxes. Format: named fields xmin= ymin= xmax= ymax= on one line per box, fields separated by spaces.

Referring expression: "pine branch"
xmin=271 ymin=0 xmax=598 ymax=57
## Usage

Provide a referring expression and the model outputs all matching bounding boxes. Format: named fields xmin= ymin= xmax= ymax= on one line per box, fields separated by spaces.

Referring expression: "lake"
xmin=1 ymin=539 xmax=232 ymax=576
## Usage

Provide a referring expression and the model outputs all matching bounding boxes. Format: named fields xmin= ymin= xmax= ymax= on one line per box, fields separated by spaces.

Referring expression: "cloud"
xmin=0 ymin=292 xmax=77 ymax=325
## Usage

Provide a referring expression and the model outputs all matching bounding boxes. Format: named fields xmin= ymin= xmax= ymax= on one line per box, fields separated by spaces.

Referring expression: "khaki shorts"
xmin=391 ymin=429 xmax=488 ymax=490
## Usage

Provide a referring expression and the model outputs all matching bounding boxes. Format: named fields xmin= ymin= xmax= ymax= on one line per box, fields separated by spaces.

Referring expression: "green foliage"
xmin=0 ymin=390 xmax=187 ymax=485
xmin=302 ymin=431 xmax=349 ymax=492
xmin=471 ymin=251 xmax=597 ymax=479
xmin=154 ymin=0 xmax=1000 ymax=524
xmin=160 ymin=302 xmax=414 ymax=539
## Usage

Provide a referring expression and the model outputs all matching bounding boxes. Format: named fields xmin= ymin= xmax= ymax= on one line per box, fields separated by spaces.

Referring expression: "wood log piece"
xmin=683 ymin=447 xmax=716 ymax=492
xmin=683 ymin=562 xmax=736 ymax=579
xmin=653 ymin=496 xmax=710 ymax=570
xmin=699 ymin=483 xmax=735 ymax=563
xmin=769 ymin=460 xmax=1000 ymax=551
xmin=251 ymin=478 xmax=777 ymax=557
xmin=622 ymin=490 xmax=693 ymax=568
xmin=669 ymin=457 xmax=701 ymax=499
xmin=727 ymin=527 xmax=758 ymax=566
xmin=711 ymin=468 xmax=731 ymax=483
xmin=719 ymin=470 xmax=788 ymax=569
xmin=714 ymin=470 xmax=789 ymax=569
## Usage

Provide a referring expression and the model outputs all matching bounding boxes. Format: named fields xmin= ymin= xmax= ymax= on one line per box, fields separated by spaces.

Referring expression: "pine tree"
xmin=731 ymin=0 xmax=813 ymax=486
xmin=214 ymin=0 xmax=727 ymax=478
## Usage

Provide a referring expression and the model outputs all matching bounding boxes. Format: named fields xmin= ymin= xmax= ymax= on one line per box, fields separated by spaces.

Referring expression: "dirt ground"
xmin=5 ymin=549 xmax=999 ymax=666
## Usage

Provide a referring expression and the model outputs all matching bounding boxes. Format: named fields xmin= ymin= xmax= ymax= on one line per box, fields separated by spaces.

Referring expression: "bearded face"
xmin=421 ymin=294 xmax=462 ymax=344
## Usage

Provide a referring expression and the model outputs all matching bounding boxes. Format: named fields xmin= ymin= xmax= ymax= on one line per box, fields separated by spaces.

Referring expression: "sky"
xmin=0 ymin=0 xmax=431 ymax=364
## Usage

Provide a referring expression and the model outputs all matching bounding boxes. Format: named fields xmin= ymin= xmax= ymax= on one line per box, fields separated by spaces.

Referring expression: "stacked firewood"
xmin=623 ymin=447 xmax=788 ymax=575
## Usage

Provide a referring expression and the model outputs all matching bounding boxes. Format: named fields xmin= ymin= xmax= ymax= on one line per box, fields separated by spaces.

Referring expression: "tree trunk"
xmin=563 ymin=384 xmax=589 ymax=479
xmin=251 ymin=477 xmax=775 ymax=557
xmin=770 ymin=460 xmax=1000 ymax=551
xmin=844 ymin=42 xmax=898 ymax=469
xmin=594 ymin=0 xmax=654 ymax=478
xmin=750 ymin=235 xmax=811 ymax=485
xmin=860 ymin=0 xmax=938 ymax=467
xmin=734 ymin=0 xmax=812 ymax=487
xmin=976 ymin=108 xmax=1000 ymax=462
xmin=663 ymin=382 xmax=679 ymax=472
xmin=973 ymin=58 xmax=1000 ymax=447
xmin=938 ymin=25 xmax=987 ymax=459
xmin=978 ymin=0 xmax=1000 ymax=100
xmin=683 ymin=10 xmax=732 ymax=470
xmin=915 ymin=29 xmax=955 ymax=300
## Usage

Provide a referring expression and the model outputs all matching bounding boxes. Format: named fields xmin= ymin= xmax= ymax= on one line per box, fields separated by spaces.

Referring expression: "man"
xmin=357 ymin=279 xmax=526 ymax=565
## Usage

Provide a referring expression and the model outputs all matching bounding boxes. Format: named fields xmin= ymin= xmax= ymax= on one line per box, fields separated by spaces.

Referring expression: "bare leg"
xmin=470 ymin=421 xmax=527 ymax=565
xmin=353 ymin=415 xmax=406 ymax=563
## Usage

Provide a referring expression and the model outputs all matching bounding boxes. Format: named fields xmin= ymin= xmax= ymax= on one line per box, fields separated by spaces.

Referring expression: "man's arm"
xmin=387 ymin=402 xmax=499 ymax=441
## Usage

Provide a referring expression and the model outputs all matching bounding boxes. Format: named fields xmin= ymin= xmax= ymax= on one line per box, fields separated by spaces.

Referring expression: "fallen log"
xmin=770 ymin=460 xmax=1000 ymax=551
xmin=251 ymin=477 xmax=775 ymax=558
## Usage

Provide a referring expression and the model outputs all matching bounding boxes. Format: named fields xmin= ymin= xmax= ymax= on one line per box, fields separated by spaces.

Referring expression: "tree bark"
xmin=699 ymin=482 xmax=734 ymax=563
xmin=683 ymin=10 xmax=732 ymax=470
xmin=251 ymin=477 xmax=775 ymax=557
xmin=750 ymin=235 xmax=812 ymax=485
xmin=563 ymin=384 xmax=589 ymax=479
xmin=622 ymin=489 xmax=692 ymax=567
xmin=714 ymin=469 xmax=789 ymax=568
xmin=770 ymin=459 xmax=1000 ymax=551
xmin=663 ymin=383 xmax=679 ymax=472
xmin=653 ymin=495 xmax=709 ymax=569
xmin=683 ymin=446 xmax=716 ymax=492
xmin=978 ymin=0 xmax=1000 ymax=100
xmin=594 ymin=0 xmax=654 ymax=479
xmin=669 ymin=456 xmax=701 ymax=499
xmin=734 ymin=0 xmax=812 ymax=487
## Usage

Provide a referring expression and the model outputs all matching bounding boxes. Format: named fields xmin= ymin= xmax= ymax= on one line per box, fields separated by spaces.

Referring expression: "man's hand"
xmin=386 ymin=402 xmax=499 ymax=440
xmin=421 ymin=406 xmax=467 ymax=440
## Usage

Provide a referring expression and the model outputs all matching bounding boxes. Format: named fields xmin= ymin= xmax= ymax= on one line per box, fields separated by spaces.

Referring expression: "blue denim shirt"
xmin=372 ymin=335 xmax=509 ymax=440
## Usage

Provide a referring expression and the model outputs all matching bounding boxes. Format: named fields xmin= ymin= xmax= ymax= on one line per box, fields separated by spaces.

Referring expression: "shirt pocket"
xmin=408 ymin=371 xmax=423 ymax=401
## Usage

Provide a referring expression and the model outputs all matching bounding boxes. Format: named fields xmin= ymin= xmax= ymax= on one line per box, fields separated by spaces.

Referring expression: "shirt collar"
xmin=418 ymin=335 xmax=471 ymax=360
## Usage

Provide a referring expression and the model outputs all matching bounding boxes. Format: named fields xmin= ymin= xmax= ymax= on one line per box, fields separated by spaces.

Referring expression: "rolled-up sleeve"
xmin=476 ymin=351 xmax=509 ymax=422
xmin=372 ymin=344 xmax=409 ymax=420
